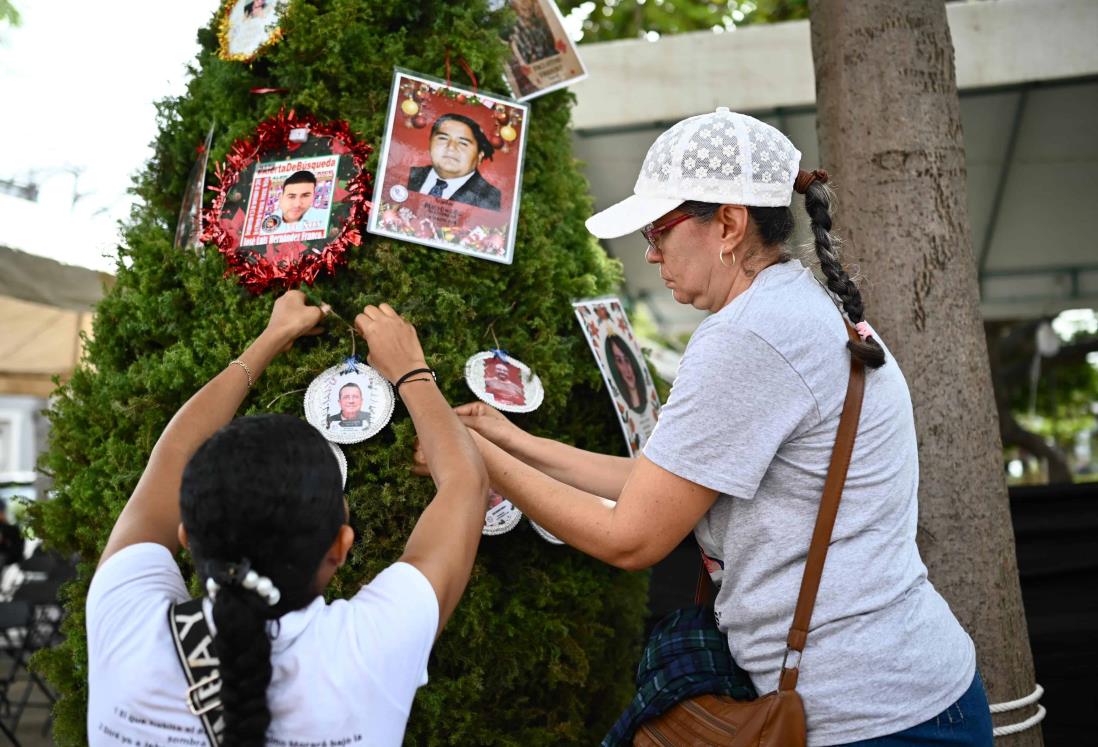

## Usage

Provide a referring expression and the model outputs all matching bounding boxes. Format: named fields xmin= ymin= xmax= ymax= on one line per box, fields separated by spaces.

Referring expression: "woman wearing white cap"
xmin=432 ymin=109 xmax=991 ymax=745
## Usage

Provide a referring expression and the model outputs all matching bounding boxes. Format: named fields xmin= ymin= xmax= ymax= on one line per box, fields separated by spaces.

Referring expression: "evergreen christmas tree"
xmin=33 ymin=1 xmax=648 ymax=744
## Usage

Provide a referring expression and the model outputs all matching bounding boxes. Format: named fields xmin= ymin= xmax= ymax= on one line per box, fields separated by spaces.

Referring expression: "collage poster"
xmin=502 ymin=0 xmax=588 ymax=100
xmin=239 ymin=155 xmax=339 ymax=249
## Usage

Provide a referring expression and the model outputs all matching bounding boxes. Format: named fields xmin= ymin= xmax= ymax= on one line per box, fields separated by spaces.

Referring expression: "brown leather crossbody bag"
xmin=635 ymin=343 xmax=866 ymax=747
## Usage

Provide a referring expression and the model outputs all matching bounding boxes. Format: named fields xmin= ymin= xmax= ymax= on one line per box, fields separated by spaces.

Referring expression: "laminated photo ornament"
xmin=501 ymin=0 xmax=588 ymax=101
xmin=174 ymin=124 xmax=215 ymax=252
xmin=367 ymin=68 xmax=529 ymax=264
xmin=573 ymin=297 xmax=661 ymax=456
xmin=304 ymin=359 xmax=395 ymax=445
xmin=202 ymin=109 xmax=373 ymax=293
xmin=464 ymin=350 xmax=543 ymax=413
xmin=483 ymin=489 xmax=523 ymax=536
xmin=217 ymin=0 xmax=285 ymax=62
xmin=329 ymin=443 xmax=348 ymax=489
xmin=529 ymin=519 xmax=564 ymax=546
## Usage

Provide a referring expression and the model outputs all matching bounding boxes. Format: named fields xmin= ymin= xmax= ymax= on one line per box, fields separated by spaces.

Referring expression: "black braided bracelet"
xmin=394 ymin=367 xmax=435 ymax=390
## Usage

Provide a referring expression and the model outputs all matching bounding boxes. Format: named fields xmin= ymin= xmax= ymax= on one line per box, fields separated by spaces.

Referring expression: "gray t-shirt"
xmin=644 ymin=260 xmax=975 ymax=746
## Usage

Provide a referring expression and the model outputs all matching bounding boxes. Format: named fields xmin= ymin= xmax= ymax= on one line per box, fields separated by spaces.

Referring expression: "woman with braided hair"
xmin=86 ymin=291 xmax=488 ymax=746
xmin=432 ymin=110 xmax=992 ymax=745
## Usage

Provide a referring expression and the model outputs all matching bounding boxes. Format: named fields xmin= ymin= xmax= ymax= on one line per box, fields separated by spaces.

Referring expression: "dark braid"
xmin=802 ymin=181 xmax=886 ymax=369
xmin=181 ymin=415 xmax=345 ymax=744
xmin=212 ymin=589 xmax=274 ymax=745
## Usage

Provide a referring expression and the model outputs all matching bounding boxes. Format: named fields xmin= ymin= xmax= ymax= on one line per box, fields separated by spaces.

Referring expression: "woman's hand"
xmin=411 ymin=428 xmax=489 ymax=478
xmin=264 ymin=289 xmax=328 ymax=353
xmin=354 ymin=303 xmax=428 ymax=383
xmin=454 ymin=402 xmax=527 ymax=451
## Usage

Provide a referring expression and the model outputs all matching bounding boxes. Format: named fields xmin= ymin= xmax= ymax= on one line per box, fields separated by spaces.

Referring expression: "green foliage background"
xmin=31 ymin=1 xmax=648 ymax=743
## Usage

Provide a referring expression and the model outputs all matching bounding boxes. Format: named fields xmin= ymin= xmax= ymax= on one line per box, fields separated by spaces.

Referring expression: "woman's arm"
xmin=98 ymin=291 xmax=326 ymax=568
xmin=466 ymin=431 xmax=717 ymax=571
xmin=453 ymin=402 xmax=634 ymax=499
xmin=355 ymin=304 xmax=488 ymax=637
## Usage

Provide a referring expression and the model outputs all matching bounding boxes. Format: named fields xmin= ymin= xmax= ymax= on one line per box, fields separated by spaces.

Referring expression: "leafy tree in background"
xmin=31 ymin=1 xmax=647 ymax=744
xmin=0 ymin=1 xmax=20 ymax=29
xmin=559 ymin=0 xmax=807 ymax=42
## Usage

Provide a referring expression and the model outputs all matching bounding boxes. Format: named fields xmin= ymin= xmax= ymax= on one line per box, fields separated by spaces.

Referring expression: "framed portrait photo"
xmin=502 ymin=0 xmax=588 ymax=101
xmin=304 ymin=362 xmax=395 ymax=445
xmin=217 ymin=0 xmax=285 ymax=62
xmin=367 ymin=69 xmax=529 ymax=265
xmin=573 ymin=297 xmax=661 ymax=456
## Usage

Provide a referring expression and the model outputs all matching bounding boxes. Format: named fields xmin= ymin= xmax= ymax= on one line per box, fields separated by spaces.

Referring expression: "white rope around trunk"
xmin=990 ymin=684 xmax=1045 ymax=738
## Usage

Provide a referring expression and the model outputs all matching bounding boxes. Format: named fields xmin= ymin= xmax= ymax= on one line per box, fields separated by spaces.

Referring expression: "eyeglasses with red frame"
xmin=641 ymin=213 xmax=692 ymax=252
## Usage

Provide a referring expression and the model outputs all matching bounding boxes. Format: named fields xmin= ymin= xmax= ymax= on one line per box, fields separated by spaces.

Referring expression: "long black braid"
xmin=181 ymin=415 xmax=345 ymax=745
xmin=801 ymin=180 xmax=886 ymax=369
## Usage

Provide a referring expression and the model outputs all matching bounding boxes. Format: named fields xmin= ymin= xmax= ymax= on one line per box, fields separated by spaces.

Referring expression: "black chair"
xmin=0 ymin=599 xmax=33 ymax=745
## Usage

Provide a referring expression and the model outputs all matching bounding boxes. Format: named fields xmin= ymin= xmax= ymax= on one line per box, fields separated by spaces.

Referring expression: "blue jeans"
xmin=840 ymin=672 xmax=993 ymax=746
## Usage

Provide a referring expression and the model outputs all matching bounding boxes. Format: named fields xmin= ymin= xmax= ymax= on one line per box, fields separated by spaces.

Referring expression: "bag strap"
xmin=778 ymin=325 xmax=866 ymax=691
xmin=168 ymin=597 xmax=225 ymax=746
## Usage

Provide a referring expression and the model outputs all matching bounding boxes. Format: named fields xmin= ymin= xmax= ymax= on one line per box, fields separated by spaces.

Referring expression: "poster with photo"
xmin=203 ymin=111 xmax=373 ymax=293
xmin=502 ymin=0 xmax=588 ymax=101
xmin=174 ymin=124 xmax=215 ymax=252
xmin=464 ymin=351 xmax=544 ymax=413
xmin=218 ymin=0 xmax=284 ymax=62
xmin=240 ymin=154 xmax=339 ymax=248
xmin=367 ymin=69 xmax=529 ymax=265
xmin=304 ymin=361 xmax=395 ymax=445
xmin=573 ymin=297 xmax=661 ymax=456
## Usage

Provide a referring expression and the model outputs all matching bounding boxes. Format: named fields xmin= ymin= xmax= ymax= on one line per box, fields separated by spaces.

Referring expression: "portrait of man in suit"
xmin=408 ymin=114 xmax=502 ymax=211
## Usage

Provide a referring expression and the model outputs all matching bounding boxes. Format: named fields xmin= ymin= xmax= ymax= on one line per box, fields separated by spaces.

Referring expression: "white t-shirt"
xmin=644 ymin=260 xmax=975 ymax=746
xmin=86 ymin=543 xmax=439 ymax=746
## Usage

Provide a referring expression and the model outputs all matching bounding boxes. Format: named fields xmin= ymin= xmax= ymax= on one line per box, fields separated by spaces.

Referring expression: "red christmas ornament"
xmin=488 ymin=132 xmax=504 ymax=149
xmin=456 ymin=93 xmax=467 ymax=105
xmin=494 ymin=106 xmax=509 ymax=123
xmin=412 ymin=114 xmax=428 ymax=129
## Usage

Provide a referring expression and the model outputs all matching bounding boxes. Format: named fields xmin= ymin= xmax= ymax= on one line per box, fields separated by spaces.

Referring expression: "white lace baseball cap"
xmin=586 ymin=107 xmax=803 ymax=239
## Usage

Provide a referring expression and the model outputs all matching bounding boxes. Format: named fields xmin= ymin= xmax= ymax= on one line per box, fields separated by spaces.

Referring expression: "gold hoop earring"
xmin=719 ymin=250 xmax=736 ymax=268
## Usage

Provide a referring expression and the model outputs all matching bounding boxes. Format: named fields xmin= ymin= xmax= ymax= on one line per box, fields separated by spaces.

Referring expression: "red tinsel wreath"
xmin=201 ymin=109 xmax=373 ymax=293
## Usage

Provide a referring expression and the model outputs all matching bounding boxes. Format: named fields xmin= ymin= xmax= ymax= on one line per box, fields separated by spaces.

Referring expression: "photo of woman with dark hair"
xmin=604 ymin=334 xmax=647 ymax=414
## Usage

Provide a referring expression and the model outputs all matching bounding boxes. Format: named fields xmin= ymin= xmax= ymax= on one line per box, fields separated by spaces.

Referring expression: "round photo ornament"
xmin=529 ymin=519 xmax=565 ymax=546
xmin=483 ymin=489 xmax=523 ymax=536
xmin=464 ymin=350 xmax=543 ymax=413
xmin=329 ymin=443 xmax=348 ymax=489
xmin=202 ymin=109 xmax=374 ymax=293
xmin=304 ymin=359 xmax=395 ymax=445
xmin=217 ymin=0 xmax=285 ymax=63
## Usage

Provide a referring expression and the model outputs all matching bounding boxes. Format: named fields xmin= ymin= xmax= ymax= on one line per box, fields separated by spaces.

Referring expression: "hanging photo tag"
xmin=501 ymin=0 xmax=589 ymax=101
xmin=573 ymin=297 xmax=661 ymax=456
xmin=464 ymin=350 xmax=544 ymax=413
xmin=329 ymin=443 xmax=348 ymax=489
xmin=483 ymin=489 xmax=523 ymax=536
xmin=304 ymin=360 xmax=395 ymax=444
xmin=217 ymin=0 xmax=285 ymax=62
xmin=529 ymin=519 xmax=564 ymax=546
xmin=174 ymin=124 xmax=215 ymax=252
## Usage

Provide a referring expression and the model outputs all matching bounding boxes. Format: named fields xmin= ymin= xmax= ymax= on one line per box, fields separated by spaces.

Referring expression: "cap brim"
xmin=585 ymin=194 xmax=683 ymax=240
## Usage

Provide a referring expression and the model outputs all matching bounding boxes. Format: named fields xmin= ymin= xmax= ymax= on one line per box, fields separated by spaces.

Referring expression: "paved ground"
xmin=2 ymin=668 xmax=55 ymax=746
